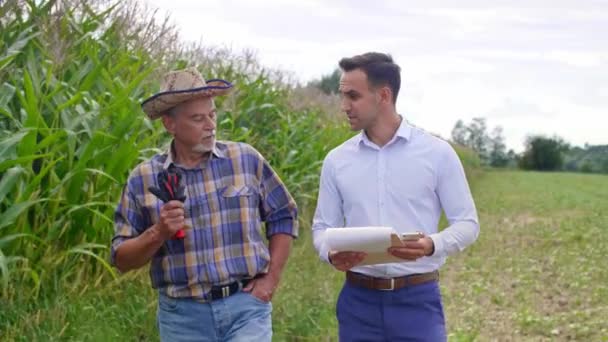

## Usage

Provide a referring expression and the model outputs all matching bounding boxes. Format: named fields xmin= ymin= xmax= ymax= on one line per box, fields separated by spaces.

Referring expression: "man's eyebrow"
xmin=190 ymin=109 xmax=216 ymax=116
xmin=341 ymin=89 xmax=360 ymax=96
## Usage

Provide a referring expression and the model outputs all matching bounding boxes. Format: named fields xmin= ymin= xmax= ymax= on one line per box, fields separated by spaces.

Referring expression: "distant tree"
xmin=580 ymin=162 xmax=593 ymax=173
xmin=488 ymin=126 xmax=509 ymax=167
xmin=308 ymin=69 xmax=341 ymax=95
xmin=563 ymin=160 xmax=579 ymax=172
xmin=519 ymin=135 xmax=569 ymax=171
xmin=467 ymin=118 xmax=489 ymax=159
xmin=563 ymin=144 xmax=608 ymax=174
xmin=601 ymin=159 xmax=608 ymax=173
xmin=507 ymin=149 xmax=517 ymax=160
xmin=506 ymin=149 xmax=519 ymax=168
xmin=451 ymin=117 xmax=512 ymax=166
xmin=451 ymin=119 xmax=468 ymax=146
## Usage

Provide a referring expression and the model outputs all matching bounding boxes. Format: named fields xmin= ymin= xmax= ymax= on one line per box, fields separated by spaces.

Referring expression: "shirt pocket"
xmin=218 ymin=184 xmax=260 ymax=211
xmin=221 ymin=184 xmax=258 ymax=197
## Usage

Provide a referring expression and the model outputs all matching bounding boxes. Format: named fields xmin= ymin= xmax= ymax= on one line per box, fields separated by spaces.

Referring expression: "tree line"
xmin=451 ymin=118 xmax=608 ymax=173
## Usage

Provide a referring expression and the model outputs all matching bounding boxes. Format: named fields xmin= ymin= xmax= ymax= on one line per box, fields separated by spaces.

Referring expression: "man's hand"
xmin=156 ymin=200 xmax=185 ymax=240
xmin=388 ymin=236 xmax=434 ymax=260
xmin=114 ymin=200 xmax=185 ymax=273
xmin=328 ymin=251 xmax=367 ymax=271
xmin=243 ymin=234 xmax=292 ymax=303
xmin=243 ymin=273 xmax=279 ymax=303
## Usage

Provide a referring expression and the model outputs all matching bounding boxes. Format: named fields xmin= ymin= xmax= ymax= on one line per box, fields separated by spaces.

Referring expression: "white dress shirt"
xmin=312 ymin=118 xmax=479 ymax=277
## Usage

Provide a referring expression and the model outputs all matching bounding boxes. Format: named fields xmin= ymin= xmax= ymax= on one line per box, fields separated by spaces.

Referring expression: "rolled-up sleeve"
xmin=110 ymin=180 xmax=145 ymax=267
xmin=258 ymin=158 xmax=299 ymax=238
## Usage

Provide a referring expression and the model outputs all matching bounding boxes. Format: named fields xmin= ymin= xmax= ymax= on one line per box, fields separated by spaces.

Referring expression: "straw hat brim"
xmin=141 ymin=79 xmax=233 ymax=120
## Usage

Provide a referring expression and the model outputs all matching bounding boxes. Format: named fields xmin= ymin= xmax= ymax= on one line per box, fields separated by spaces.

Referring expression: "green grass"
xmin=3 ymin=170 xmax=606 ymax=341
xmin=442 ymin=170 xmax=608 ymax=341
xmin=0 ymin=272 xmax=157 ymax=341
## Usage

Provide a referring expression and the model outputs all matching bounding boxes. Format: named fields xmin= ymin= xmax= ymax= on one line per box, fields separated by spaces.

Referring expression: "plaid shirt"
xmin=111 ymin=141 xmax=298 ymax=299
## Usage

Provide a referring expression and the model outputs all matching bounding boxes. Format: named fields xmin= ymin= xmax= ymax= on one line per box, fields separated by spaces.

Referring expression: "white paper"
xmin=325 ymin=226 xmax=396 ymax=253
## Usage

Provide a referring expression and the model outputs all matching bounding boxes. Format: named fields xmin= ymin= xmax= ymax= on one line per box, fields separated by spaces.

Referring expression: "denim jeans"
xmin=157 ymin=291 xmax=272 ymax=342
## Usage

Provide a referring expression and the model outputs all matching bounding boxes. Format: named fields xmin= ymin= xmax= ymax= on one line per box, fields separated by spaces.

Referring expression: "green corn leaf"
xmin=0 ymin=199 xmax=47 ymax=231
xmin=0 ymin=233 xmax=41 ymax=249
xmin=0 ymin=166 xmax=25 ymax=203
xmin=66 ymin=244 xmax=117 ymax=279
xmin=0 ymin=27 xmax=39 ymax=72
xmin=0 ymin=153 xmax=52 ymax=172
xmin=0 ymin=131 xmax=28 ymax=161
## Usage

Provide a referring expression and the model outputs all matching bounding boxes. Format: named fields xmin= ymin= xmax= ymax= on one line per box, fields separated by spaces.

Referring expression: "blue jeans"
xmin=157 ymin=291 xmax=272 ymax=342
xmin=337 ymin=280 xmax=446 ymax=342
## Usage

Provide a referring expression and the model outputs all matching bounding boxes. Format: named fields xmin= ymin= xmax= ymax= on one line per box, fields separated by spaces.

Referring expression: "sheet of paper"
xmin=325 ymin=226 xmax=415 ymax=266
xmin=325 ymin=226 xmax=396 ymax=253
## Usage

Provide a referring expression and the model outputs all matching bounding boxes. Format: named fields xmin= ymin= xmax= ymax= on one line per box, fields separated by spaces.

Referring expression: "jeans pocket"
xmin=246 ymin=292 xmax=271 ymax=305
xmin=158 ymin=293 xmax=178 ymax=312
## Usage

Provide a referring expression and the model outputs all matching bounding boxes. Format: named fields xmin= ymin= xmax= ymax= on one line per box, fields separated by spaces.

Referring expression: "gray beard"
xmin=192 ymin=140 xmax=215 ymax=154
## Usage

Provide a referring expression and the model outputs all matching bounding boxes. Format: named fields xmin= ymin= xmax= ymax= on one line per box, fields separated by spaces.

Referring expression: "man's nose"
xmin=204 ymin=118 xmax=216 ymax=130
xmin=341 ymin=100 xmax=350 ymax=112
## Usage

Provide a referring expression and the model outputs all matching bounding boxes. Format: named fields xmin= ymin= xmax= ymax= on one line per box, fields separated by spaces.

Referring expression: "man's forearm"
xmin=266 ymin=233 xmax=293 ymax=280
xmin=114 ymin=225 xmax=166 ymax=273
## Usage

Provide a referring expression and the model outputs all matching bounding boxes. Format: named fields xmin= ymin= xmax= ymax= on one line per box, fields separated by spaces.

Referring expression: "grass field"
xmin=2 ymin=170 xmax=607 ymax=341
xmin=442 ymin=170 xmax=608 ymax=341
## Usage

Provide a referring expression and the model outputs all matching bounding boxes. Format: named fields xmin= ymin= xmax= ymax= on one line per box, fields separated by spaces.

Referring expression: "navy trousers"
xmin=336 ymin=280 xmax=446 ymax=342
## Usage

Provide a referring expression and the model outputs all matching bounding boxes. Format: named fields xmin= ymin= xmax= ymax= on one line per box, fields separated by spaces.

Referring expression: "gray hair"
xmin=165 ymin=106 xmax=180 ymax=117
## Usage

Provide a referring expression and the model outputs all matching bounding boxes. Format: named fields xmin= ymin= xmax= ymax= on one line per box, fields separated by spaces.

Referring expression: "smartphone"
xmin=400 ymin=232 xmax=423 ymax=241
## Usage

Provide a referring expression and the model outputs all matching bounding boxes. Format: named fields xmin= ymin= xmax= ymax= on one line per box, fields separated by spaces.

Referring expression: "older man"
xmin=111 ymin=67 xmax=298 ymax=341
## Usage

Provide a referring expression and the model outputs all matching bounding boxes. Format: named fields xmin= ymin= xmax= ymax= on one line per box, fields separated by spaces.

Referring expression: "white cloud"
xmin=546 ymin=51 xmax=606 ymax=67
xmin=143 ymin=0 xmax=608 ymax=151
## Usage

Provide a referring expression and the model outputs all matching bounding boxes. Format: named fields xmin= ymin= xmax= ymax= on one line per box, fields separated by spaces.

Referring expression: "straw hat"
xmin=141 ymin=67 xmax=233 ymax=119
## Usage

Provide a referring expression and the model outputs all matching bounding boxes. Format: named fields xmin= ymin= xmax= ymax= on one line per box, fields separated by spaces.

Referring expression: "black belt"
xmin=209 ymin=278 xmax=253 ymax=301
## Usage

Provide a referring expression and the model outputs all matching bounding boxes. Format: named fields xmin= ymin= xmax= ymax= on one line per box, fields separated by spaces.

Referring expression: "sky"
xmin=143 ymin=0 xmax=608 ymax=152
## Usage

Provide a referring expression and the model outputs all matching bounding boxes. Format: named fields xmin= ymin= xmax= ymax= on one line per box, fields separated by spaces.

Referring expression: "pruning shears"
xmin=148 ymin=166 xmax=187 ymax=239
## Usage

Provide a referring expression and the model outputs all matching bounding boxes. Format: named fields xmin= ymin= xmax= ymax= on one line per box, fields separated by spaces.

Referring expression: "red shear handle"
xmin=174 ymin=229 xmax=185 ymax=239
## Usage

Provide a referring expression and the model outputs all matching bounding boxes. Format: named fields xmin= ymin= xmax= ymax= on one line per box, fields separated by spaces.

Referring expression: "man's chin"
xmin=347 ymin=119 xmax=361 ymax=131
xmin=349 ymin=123 xmax=361 ymax=131
xmin=192 ymin=142 xmax=215 ymax=153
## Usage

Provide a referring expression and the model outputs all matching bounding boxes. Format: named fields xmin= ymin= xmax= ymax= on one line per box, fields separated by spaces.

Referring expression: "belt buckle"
xmin=221 ymin=285 xmax=230 ymax=298
xmin=379 ymin=278 xmax=395 ymax=291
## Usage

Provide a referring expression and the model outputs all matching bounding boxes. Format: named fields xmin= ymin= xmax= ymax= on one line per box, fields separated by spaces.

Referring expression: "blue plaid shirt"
xmin=111 ymin=141 xmax=298 ymax=299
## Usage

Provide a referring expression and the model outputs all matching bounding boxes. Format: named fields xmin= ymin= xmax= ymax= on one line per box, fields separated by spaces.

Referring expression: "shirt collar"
xmin=356 ymin=115 xmax=412 ymax=147
xmin=395 ymin=115 xmax=412 ymax=141
xmin=162 ymin=140 xmax=227 ymax=169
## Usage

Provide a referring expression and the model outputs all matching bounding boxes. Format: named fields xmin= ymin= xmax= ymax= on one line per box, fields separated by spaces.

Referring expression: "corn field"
xmin=0 ymin=0 xmax=349 ymax=301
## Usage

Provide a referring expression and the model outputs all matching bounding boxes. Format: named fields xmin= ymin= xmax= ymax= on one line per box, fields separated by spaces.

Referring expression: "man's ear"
xmin=161 ymin=114 xmax=176 ymax=135
xmin=379 ymin=86 xmax=393 ymax=105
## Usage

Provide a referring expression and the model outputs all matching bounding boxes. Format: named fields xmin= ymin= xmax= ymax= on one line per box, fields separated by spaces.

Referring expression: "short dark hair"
xmin=339 ymin=52 xmax=401 ymax=104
